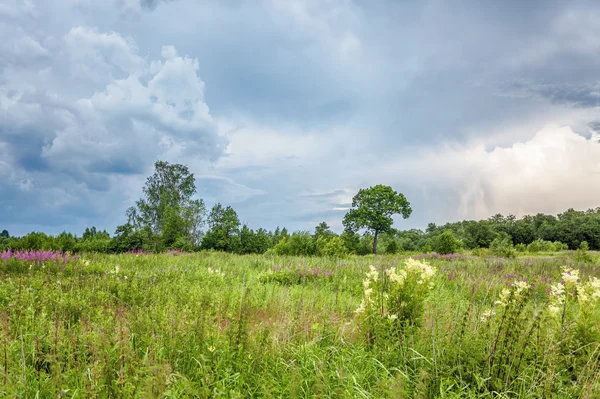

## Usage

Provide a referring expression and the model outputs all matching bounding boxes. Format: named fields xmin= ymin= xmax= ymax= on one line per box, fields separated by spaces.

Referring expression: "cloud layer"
xmin=1 ymin=0 xmax=600 ymax=235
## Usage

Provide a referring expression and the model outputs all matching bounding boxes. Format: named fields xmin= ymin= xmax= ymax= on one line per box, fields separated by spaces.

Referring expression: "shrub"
xmin=553 ymin=241 xmax=568 ymax=251
xmin=434 ymin=231 xmax=461 ymax=255
xmin=273 ymin=232 xmax=316 ymax=256
xmin=385 ymin=240 xmax=398 ymax=254
xmin=490 ymin=237 xmax=516 ymax=258
xmin=322 ymin=236 xmax=348 ymax=257
xmin=574 ymin=241 xmax=594 ymax=264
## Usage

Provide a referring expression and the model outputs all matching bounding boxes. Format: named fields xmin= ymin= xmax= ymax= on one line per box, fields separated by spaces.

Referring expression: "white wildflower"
xmin=547 ymin=304 xmax=561 ymax=316
xmin=363 ymin=278 xmax=371 ymax=290
xmin=513 ymin=280 xmax=530 ymax=297
xmin=366 ymin=265 xmax=379 ymax=281
xmin=355 ymin=299 xmax=367 ymax=314
xmin=561 ymin=266 xmax=580 ymax=288
xmin=480 ymin=309 xmax=495 ymax=322
xmin=494 ymin=288 xmax=511 ymax=307
xmin=578 ymin=277 xmax=600 ymax=308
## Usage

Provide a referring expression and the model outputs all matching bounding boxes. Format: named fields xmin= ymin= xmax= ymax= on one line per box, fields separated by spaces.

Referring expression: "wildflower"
xmin=480 ymin=309 xmax=495 ymax=322
xmin=547 ymin=282 xmax=566 ymax=318
xmin=495 ymin=288 xmax=511 ymax=307
xmin=386 ymin=268 xmax=406 ymax=286
xmin=362 ymin=278 xmax=371 ymax=290
xmin=578 ymin=277 xmax=600 ymax=309
xmin=561 ymin=266 xmax=580 ymax=289
xmin=208 ymin=346 xmax=215 ymax=353
xmin=387 ymin=314 xmax=398 ymax=321
xmin=366 ymin=265 xmax=379 ymax=281
xmin=355 ymin=299 xmax=367 ymax=314
xmin=547 ymin=305 xmax=561 ymax=316
xmin=513 ymin=280 xmax=530 ymax=298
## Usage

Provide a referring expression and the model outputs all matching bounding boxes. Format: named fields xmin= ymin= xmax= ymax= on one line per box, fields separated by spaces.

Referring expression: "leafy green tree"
xmin=464 ymin=221 xmax=497 ymax=248
xmin=340 ymin=229 xmax=360 ymax=254
xmin=0 ymin=230 xmax=9 ymax=238
xmin=201 ymin=203 xmax=241 ymax=252
xmin=314 ymin=222 xmax=334 ymax=240
xmin=111 ymin=223 xmax=152 ymax=252
xmin=342 ymin=185 xmax=412 ymax=254
xmin=239 ymin=225 xmax=257 ymax=254
xmin=253 ymin=228 xmax=272 ymax=254
xmin=128 ymin=160 xmax=206 ymax=250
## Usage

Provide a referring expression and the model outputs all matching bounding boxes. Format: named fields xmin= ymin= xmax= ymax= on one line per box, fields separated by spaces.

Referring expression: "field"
xmin=1 ymin=252 xmax=599 ymax=398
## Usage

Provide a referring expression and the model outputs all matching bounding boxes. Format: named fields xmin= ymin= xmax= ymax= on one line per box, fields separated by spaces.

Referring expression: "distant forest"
xmin=3 ymin=207 xmax=598 ymax=256
xmin=2 ymin=161 xmax=599 ymax=256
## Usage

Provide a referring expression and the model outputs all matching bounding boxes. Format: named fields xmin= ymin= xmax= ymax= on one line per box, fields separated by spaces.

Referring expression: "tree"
xmin=239 ymin=225 xmax=256 ymax=254
xmin=314 ymin=222 xmax=334 ymax=240
xmin=201 ymin=203 xmax=241 ymax=252
xmin=0 ymin=230 xmax=9 ymax=238
xmin=128 ymin=160 xmax=206 ymax=250
xmin=342 ymin=185 xmax=412 ymax=254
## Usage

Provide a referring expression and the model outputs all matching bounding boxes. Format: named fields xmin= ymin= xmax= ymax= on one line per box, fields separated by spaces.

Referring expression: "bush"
xmin=527 ymin=240 xmax=542 ymax=253
xmin=434 ymin=231 xmax=461 ymax=255
xmin=385 ymin=240 xmax=398 ymax=254
xmin=471 ymin=247 xmax=489 ymax=257
xmin=322 ymin=236 xmax=348 ymax=257
xmin=554 ymin=241 xmax=569 ymax=251
xmin=515 ymin=243 xmax=526 ymax=252
xmin=171 ymin=236 xmax=193 ymax=252
xmin=574 ymin=241 xmax=594 ymax=264
xmin=273 ymin=232 xmax=316 ymax=256
xmin=527 ymin=239 xmax=566 ymax=253
xmin=490 ymin=237 xmax=516 ymax=258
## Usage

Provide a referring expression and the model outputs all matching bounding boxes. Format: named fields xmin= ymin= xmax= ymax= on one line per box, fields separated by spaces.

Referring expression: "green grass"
xmin=0 ymin=252 xmax=599 ymax=398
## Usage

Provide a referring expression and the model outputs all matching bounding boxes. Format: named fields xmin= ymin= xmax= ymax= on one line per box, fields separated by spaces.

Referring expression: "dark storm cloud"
xmin=3 ymin=0 xmax=600 ymax=235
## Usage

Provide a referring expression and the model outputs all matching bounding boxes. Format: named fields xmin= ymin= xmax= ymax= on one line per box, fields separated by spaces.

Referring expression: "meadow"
xmin=0 ymin=251 xmax=599 ymax=398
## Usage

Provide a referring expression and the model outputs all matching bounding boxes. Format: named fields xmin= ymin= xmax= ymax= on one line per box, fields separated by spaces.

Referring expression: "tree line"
xmin=1 ymin=161 xmax=599 ymax=255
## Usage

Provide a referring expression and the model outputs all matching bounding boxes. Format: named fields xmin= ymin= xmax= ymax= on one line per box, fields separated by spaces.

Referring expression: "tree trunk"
xmin=373 ymin=230 xmax=378 ymax=254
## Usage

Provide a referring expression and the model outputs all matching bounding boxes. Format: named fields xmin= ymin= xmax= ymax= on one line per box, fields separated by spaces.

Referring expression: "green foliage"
xmin=272 ymin=232 xmax=316 ymax=256
xmin=384 ymin=239 xmax=398 ymax=254
xmin=343 ymin=185 xmax=411 ymax=254
xmin=321 ymin=236 xmax=347 ymax=257
xmin=128 ymin=160 xmax=206 ymax=250
xmin=515 ymin=243 xmax=527 ymax=252
xmin=355 ymin=234 xmax=374 ymax=255
xmin=201 ymin=203 xmax=241 ymax=252
xmin=0 ymin=252 xmax=599 ymax=397
xmin=434 ymin=230 xmax=461 ymax=255
xmin=489 ymin=236 xmax=516 ymax=258
xmin=421 ymin=241 xmax=433 ymax=253
xmin=527 ymin=239 xmax=567 ymax=253
xmin=574 ymin=241 xmax=594 ymax=264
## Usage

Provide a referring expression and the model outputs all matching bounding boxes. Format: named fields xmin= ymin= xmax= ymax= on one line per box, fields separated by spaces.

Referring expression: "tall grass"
xmin=0 ymin=252 xmax=598 ymax=397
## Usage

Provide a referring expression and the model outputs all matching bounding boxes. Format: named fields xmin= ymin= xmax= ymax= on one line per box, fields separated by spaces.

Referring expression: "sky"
xmin=1 ymin=0 xmax=600 ymax=236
